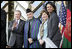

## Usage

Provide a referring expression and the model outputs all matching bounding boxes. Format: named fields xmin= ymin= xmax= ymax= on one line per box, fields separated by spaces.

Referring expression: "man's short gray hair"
xmin=14 ymin=10 xmax=21 ymax=15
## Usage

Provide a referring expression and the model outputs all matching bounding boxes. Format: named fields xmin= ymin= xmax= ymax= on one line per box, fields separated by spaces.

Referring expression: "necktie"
xmin=16 ymin=20 xmax=18 ymax=29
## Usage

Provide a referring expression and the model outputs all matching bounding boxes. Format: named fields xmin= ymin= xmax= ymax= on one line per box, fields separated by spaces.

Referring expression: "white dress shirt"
xmin=15 ymin=19 xmax=20 ymax=28
xmin=16 ymin=19 xmax=20 ymax=25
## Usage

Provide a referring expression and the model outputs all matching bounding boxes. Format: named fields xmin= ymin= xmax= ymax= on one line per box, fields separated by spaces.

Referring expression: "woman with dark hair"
xmin=45 ymin=2 xmax=62 ymax=48
xmin=45 ymin=2 xmax=57 ymax=14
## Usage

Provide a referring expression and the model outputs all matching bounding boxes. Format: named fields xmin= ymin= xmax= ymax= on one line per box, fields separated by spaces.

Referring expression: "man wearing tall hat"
xmin=24 ymin=8 xmax=41 ymax=48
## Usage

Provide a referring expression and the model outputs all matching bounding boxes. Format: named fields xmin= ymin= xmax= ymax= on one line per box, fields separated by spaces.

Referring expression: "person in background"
xmin=1 ymin=7 xmax=7 ymax=48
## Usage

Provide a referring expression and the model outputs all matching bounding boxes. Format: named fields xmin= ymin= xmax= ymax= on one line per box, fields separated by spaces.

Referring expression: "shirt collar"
xmin=44 ymin=19 xmax=48 ymax=25
xmin=16 ymin=19 xmax=20 ymax=24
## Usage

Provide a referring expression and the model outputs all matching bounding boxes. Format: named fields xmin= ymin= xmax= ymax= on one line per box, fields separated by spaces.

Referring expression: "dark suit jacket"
xmin=8 ymin=19 xmax=25 ymax=35
xmin=47 ymin=12 xmax=62 ymax=47
xmin=8 ymin=19 xmax=25 ymax=47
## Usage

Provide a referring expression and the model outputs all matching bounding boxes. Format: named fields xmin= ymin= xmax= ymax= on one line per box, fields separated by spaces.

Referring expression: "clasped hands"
xmin=28 ymin=38 xmax=33 ymax=44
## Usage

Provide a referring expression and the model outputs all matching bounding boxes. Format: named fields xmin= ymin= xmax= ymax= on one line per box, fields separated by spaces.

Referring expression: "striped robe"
xmin=24 ymin=18 xmax=41 ymax=48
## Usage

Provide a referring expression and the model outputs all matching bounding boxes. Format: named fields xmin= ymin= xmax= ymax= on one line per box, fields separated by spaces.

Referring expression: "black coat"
xmin=1 ymin=9 xmax=7 ymax=48
xmin=47 ymin=12 xmax=62 ymax=47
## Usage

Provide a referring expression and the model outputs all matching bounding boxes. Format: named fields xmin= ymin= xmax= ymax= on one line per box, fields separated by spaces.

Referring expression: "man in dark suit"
xmin=1 ymin=9 xmax=7 ymax=48
xmin=6 ymin=10 xmax=25 ymax=48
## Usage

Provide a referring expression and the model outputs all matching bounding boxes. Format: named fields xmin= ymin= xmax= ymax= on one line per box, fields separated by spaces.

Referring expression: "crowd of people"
xmin=1 ymin=2 xmax=62 ymax=48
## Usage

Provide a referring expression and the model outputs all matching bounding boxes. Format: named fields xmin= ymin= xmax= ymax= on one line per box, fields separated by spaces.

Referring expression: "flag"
xmin=62 ymin=9 xmax=71 ymax=48
xmin=59 ymin=1 xmax=67 ymax=48
xmin=59 ymin=1 xmax=67 ymax=35
xmin=59 ymin=1 xmax=71 ymax=48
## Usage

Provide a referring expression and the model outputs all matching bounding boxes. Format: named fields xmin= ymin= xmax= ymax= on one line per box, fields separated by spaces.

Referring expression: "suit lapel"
xmin=12 ymin=20 xmax=15 ymax=26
